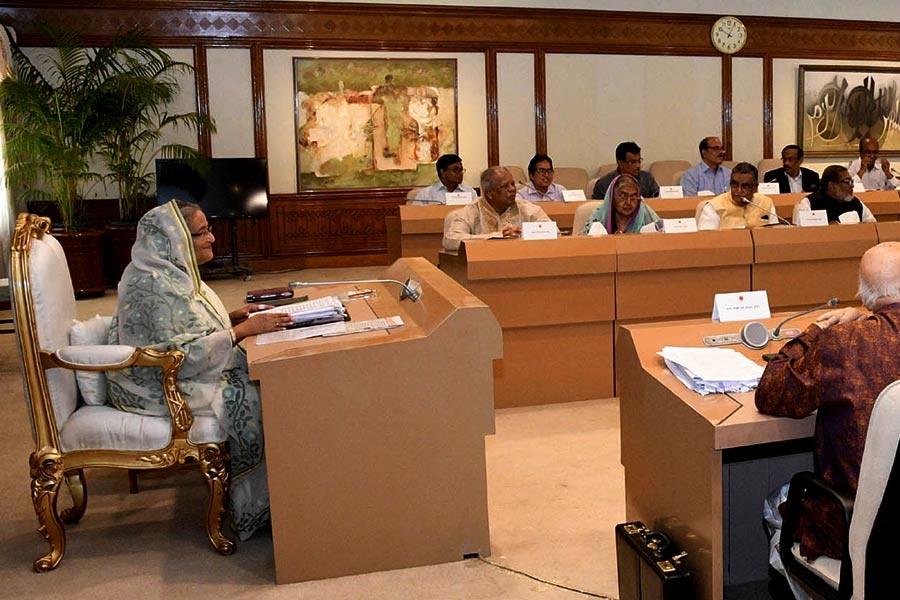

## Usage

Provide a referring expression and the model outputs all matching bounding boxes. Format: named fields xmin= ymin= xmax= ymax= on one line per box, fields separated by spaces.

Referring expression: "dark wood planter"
xmin=55 ymin=229 xmax=107 ymax=298
xmin=104 ymin=223 xmax=138 ymax=289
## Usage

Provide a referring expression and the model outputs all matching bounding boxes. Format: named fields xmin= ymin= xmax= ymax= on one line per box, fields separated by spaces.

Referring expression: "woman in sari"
xmin=581 ymin=173 xmax=660 ymax=234
xmin=106 ymin=200 xmax=292 ymax=540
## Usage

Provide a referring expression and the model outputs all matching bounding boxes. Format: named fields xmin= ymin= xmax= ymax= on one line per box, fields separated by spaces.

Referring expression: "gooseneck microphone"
xmin=741 ymin=196 xmax=792 ymax=226
xmin=289 ymin=278 xmax=423 ymax=302
xmin=772 ymin=297 xmax=840 ymax=337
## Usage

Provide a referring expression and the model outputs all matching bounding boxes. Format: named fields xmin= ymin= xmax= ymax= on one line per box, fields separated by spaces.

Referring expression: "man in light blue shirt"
xmin=681 ymin=136 xmax=731 ymax=197
xmin=409 ymin=153 xmax=477 ymax=205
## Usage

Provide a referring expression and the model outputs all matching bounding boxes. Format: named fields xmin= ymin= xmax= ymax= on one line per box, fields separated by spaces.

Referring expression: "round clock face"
xmin=711 ymin=16 xmax=747 ymax=55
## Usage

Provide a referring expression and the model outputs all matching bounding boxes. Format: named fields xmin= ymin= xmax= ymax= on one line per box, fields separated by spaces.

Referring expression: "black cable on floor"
xmin=473 ymin=556 xmax=617 ymax=600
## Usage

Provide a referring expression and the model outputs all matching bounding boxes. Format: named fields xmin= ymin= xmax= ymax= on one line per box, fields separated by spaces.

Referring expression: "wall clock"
xmin=711 ymin=16 xmax=747 ymax=55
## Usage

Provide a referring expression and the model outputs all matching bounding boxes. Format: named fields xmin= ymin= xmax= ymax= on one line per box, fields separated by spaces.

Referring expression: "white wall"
xmin=497 ymin=53 xmax=536 ymax=170
xmin=207 ymin=48 xmax=256 ymax=158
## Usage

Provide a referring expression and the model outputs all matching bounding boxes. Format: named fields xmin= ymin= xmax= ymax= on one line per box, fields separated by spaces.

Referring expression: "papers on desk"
xmin=658 ymin=346 xmax=765 ymax=396
xmin=254 ymin=295 xmax=348 ymax=327
xmin=255 ymin=316 xmax=405 ymax=345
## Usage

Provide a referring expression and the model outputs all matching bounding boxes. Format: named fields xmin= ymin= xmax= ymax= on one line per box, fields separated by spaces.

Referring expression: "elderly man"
xmin=591 ymin=141 xmax=660 ymax=199
xmin=764 ymin=144 xmax=820 ymax=193
xmin=443 ymin=166 xmax=551 ymax=252
xmin=517 ymin=153 xmax=567 ymax=202
xmin=410 ymin=153 xmax=477 ymax=205
xmin=849 ymin=137 xmax=899 ymax=191
xmin=792 ymin=165 xmax=875 ymax=224
xmin=756 ymin=242 xmax=900 ymax=598
xmin=696 ymin=162 xmax=778 ymax=230
xmin=681 ymin=136 xmax=731 ymax=197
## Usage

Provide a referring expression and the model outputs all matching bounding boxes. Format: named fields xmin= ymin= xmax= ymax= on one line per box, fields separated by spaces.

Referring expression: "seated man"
xmin=792 ymin=165 xmax=876 ymax=224
xmin=443 ymin=166 xmax=551 ymax=252
xmin=756 ymin=242 xmax=900 ymax=597
xmin=591 ymin=141 xmax=660 ymax=199
xmin=849 ymin=137 xmax=899 ymax=191
xmin=680 ymin=136 xmax=731 ymax=197
xmin=409 ymin=153 xmax=477 ymax=205
xmin=764 ymin=144 xmax=820 ymax=193
xmin=696 ymin=162 xmax=778 ymax=230
xmin=517 ymin=153 xmax=567 ymax=201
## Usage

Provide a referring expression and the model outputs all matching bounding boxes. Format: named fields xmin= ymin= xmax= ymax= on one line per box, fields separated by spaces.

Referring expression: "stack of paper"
xmin=255 ymin=295 xmax=348 ymax=328
xmin=658 ymin=346 xmax=765 ymax=396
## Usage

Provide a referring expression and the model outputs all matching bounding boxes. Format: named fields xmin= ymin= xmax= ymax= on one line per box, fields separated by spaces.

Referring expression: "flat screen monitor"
xmin=155 ymin=157 xmax=269 ymax=219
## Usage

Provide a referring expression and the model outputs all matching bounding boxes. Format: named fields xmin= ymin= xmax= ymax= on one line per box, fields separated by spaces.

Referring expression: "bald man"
xmin=756 ymin=242 xmax=900 ymax=571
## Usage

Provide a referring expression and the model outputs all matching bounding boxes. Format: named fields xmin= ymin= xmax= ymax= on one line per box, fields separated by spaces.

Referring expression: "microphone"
xmin=891 ymin=167 xmax=900 ymax=179
xmin=288 ymin=278 xmax=422 ymax=302
xmin=741 ymin=196 xmax=792 ymax=226
xmin=772 ymin=297 xmax=840 ymax=337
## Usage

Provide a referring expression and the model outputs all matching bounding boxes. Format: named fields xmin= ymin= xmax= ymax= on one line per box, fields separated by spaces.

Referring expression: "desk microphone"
xmin=288 ymin=278 xmax=422 ymax=302
xmin=772 ymin=297 xmax=840 ymax=337
xmin=891 ymin=167 xmax=900 ymax=179
xmin=741 ymin=196 xmax=792 ymax=226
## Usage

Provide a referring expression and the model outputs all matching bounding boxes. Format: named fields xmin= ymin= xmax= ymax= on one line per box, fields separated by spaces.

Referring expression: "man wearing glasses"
xmin=681 ymin=136 xmax=732 ymax=197
xmin=410 ymin=153 xmax=477 ymax=205
xmin=517 ymin=153 xmax=567 ymax=202
xmin=792 ymin=165 xmax=876 ymax=224
xmin=696 ymin=162 xmax=777 ymax=230
xmin=848 ymin=137 xmax=900 ymax=191
xmin=591 ymin=141 xmax=660 ymax=199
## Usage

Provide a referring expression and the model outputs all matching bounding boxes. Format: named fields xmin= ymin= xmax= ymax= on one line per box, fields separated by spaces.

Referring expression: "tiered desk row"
xmin=389 ymin=191 xmax=900 ymax=408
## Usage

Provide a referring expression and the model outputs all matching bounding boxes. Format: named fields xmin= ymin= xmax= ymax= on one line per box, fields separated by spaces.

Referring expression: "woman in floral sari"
xmin=582 ymin=173 xmax=660 ymax=235
xmin=107 ymin=200 xmax=291 ymax=540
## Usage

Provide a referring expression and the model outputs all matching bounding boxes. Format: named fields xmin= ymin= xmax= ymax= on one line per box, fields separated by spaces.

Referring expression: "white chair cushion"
xmin=790 ymin=542 xmax=840 ymax=589
xmin=68 ymin=315 xmax=114 ymax=406
xmin=59 ymin=405 xmax=227 ymax=452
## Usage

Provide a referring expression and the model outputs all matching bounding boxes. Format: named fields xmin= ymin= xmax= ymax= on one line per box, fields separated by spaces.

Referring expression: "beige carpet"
xmin=0 ymin=267 xmax=625 ymax=600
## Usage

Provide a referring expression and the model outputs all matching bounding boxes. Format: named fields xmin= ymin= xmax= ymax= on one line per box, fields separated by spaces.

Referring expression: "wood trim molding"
xmin=534 ymin=49 xmax=547 ymax=155
xmin=250 ymin=44 xmax=267 ymax=160
xmin=192 ymin=44 xmax=212 ymax=156
xmin=485 ymin=48 xmax=499 ymax=166
xmin=762 ymin=55 xmax=774 ymax=159
xmin=721 ymin=55 xmax=732 ymax=162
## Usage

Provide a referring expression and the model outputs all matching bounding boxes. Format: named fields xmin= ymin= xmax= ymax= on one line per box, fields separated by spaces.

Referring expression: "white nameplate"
xmin=757 ymin=182 xmax=781 ymax=196
xmin=660 ymin=218 xmax=698 ymax=233
xmin=659 ymin=186 xmax=684 ymax=199
xmin=838 ymin=211 xmax=861 ymax=224
xmin=445 ymin=191 xmax=472 ymax=205
xmin=797 ymin=209 xmax=828 ymax=227
xmin=853 ymin=181 xmax=866 ymax=194
xmin=696 ymin=190 xmax=715 ymax=197
xmin=562 ymin=189 xmax=587 ymax=202
xmin=712 ymin=290 xmax=771 ymax=323
xmin=587 ymin=222 xmax=608 ymax=237
xmin=521 ymin=221 xmax=558 ymax=240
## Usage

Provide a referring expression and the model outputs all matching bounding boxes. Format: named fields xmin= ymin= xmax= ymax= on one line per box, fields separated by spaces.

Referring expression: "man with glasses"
xmin=517 ymin=153 xmax=567 ymax=202
xmin=764 ymin=144 xmax=820 ymax=193
xmin=792 ymin=165 xmax=876 ymax=224
xmin=410 ymin=153 xmax=477 ymax=205
xmin=591 ymin=141 xmax=660 ymax=199
xmin=848 ymin=137 xmax=899 ymax=191
xmin=696 ymin=162 xmax=777 ymax=230
xmin=681 ymin=136 xmax=731 ymax=197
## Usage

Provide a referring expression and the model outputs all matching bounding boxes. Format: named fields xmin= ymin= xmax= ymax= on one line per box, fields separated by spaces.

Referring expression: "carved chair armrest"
xmin=41 ymin=346 xmax=194 ymax=433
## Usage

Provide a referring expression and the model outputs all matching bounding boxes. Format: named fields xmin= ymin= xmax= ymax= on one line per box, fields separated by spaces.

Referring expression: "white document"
xmin=255 ymin=316 xmax=404 ymax=345
xmin=697 ymin=190 xmax=715 ymax=197
xmin=659 ymin=185 xmax=684 ymax=199
xmin=660 ymin=218 xmax=698 ymax=233
xmin=659 ymin=346 xmax=765 ymax=395
xmin=562 ymin=189 xmax=587 ymax=202
xmin=587 ymin=222 xmax=608 ymax=237
xmin=757 ymin=182 xmax=780 ymax=196
xmin=445 ymin=192 xmax=473 ymax=205
xmin=711 ymin=290 xmax=771 ymax=322
xmin=521 ymin=221 xmax=558 ymax=240
xmin=796 ymin=209 xmax=828 ymax=227
xmin=839 ymin=211 xmax=861 ymax=224
xmin=853 ymin=181 xmax=866 ymax=194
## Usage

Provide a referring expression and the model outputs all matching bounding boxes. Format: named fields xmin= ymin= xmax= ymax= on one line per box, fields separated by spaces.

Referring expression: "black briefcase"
xmin=615 ymin=521 xmax=692 ymax=600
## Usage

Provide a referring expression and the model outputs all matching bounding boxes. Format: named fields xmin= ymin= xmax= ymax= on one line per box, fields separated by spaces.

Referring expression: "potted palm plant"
xmin=99 ymin=45 xmax=216 ymax=285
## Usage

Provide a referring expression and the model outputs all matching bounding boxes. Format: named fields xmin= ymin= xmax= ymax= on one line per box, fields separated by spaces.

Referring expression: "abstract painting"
xmin=294 ymin=58 xmax=458 ymax=190
xmin=798 ymin=65 xmax=900 ymax=156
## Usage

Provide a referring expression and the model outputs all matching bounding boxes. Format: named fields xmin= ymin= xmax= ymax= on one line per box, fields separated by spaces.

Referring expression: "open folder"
xmin=254 ymin=295 xmax=349 ymax=328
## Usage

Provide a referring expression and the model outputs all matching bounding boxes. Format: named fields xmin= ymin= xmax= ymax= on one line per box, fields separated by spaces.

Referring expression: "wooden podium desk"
xmin=750 ymin=222 xmax=878 ymax=310
xmin=618 ymin=315 xmax=817 ymax=600
xmin=440 ymin=236 xmax=616 ymax=408
xmin=245 ymin=258 xmax=501 ymax=584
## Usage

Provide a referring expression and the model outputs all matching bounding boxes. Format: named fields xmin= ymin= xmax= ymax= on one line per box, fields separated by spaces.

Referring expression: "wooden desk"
xmin=617 ymin=315 xmax=817 ymax=600
xmin=440 ymin=236 xmax=616 ymax=408
xmin=246 ymin=258 xmax=501 ymax=584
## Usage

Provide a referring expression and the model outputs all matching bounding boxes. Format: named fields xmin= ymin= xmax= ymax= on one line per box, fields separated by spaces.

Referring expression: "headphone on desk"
xmin=702 ymin=298 xmax=839 ymax=350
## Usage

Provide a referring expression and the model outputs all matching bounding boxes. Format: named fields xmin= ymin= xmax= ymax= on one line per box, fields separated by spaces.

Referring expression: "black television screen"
xmin=155 ymin=158 xmax=269 ymax=219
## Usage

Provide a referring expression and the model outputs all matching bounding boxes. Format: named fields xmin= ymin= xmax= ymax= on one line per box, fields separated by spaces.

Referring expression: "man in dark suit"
xmin=764 ymin=144 xmax=820 ymax=193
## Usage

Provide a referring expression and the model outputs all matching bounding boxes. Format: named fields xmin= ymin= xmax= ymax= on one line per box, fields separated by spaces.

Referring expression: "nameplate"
xmin=796 ymin=209 xmax=828 ymax=227
xmin=660 ymin=218 xmax=698 ymax=233
xmin=853 ymin=181 xmax=866 ymax=194
xmin=712 ymin=290 xmax=771 ymax=323
xmin=562 ymin=189 xmax=587 ymax=202
xmin=659 ymin=186 xmax=684 ymax=199
xmin=838 ymin=211 xmax=861 ymax=224
xmin=445 ymin=192 xmax=472 ymax=205
xmin=757 ymin=182 xmax=781 ymax=196
xmin=697 ymin=190 xmax=715 ymax=197
xmin=521 ymin=221 xmax=558 ymax=240
xmin=587 ymin=222 xmax=607 ymax=237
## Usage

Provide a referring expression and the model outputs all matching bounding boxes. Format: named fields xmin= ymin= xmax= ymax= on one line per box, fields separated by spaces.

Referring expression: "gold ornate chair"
xmin=10 ymin=213 xmax=235 ymax=572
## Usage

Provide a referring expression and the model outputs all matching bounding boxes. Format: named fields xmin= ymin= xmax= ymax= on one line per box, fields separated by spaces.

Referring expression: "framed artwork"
xmin=798 ymin=65 xmax=900 ymax=157
xmin=294 ymin=57 xmax=458 ymax=190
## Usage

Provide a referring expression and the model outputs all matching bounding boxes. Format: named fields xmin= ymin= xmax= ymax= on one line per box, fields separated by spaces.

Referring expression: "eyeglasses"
xmin=729 ymin=180 xmax=756 ymax=190
xmin=837 ymin=177 xmax=854 ymax=185
xmin=623 ymin=158 xmax=643 ymax=166
xmin=190 ymin=227 xmax=213 ymax=238
xmin=705 ymin=145 xmax=724 ymax=151
xmin=615 ymin=192 xmax=641 ymax=201
xmin=534 ymin=167 xmax=554 ymax=175
xmin=446 ymin=166 xmax=466 ymax=174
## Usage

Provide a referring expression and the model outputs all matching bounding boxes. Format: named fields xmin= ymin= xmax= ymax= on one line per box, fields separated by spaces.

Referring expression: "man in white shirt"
xmin=848 ymin=137 xmax=900 ymax=191
xmin=763 ymin=144 xmax=820 ymax=194
xmin=409 ymin=153 xmax=477 ymax=205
